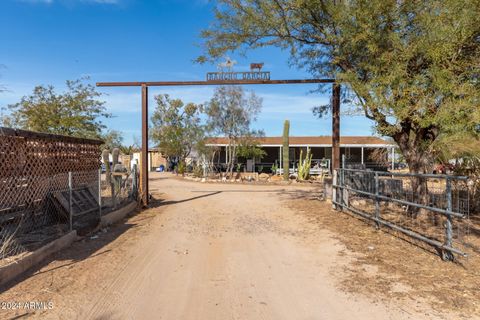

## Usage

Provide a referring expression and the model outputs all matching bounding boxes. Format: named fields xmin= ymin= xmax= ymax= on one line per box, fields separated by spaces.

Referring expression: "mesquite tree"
xmin=151 ymin=94 xmax=205 ymax=167
xmin=198 ymin=0 xmax=480 ymax=175
xmin=4 ymin=78 xmax=110 ymax=138
xmin=205 ymin=86 xmax=263 ymax=177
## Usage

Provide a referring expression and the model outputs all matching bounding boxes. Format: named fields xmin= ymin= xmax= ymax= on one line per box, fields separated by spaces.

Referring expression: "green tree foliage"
xmin=237 ymin=133 xmax=267 ymax=161
xmin=205 ymin=86 xmax=263 ymax=176
xmin=150 ymin=94 xmax=204 ymax=164
xmin=5 ymin=78 xmax=110 ymax=138
xmin=101 ymin=129 xmax=124 ymax=151
xmin=198 ymin=0 xmax=480 ymax=174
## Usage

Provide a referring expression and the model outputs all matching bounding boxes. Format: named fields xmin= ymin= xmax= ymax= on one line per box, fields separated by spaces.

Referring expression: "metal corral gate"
xmin=332 ymin=168 xmax=470 ymax=261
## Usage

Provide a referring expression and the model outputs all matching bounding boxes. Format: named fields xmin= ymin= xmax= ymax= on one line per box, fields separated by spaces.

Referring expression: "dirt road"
xmin=0 ymin=174 xmax=456 ymax=319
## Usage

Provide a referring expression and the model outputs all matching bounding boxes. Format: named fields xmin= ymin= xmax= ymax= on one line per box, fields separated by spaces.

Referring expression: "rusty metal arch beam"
xmin=97 ymin=79 xmax=340 ymax=206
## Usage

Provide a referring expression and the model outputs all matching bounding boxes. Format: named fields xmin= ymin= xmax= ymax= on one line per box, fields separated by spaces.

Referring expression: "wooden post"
xmin=332 ymin=84 xmax=341 ymax=171
xmin=391 ymin=147 xmax=395 ymax=170
xmin=141 ymin=85 xmax=149 ymax=206
xmin=279 ymin=146 xmax=282 ymax=175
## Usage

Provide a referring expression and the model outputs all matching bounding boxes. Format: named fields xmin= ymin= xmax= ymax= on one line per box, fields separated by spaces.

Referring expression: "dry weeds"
xmin=285 ymin=196 xmax=480 ymax=318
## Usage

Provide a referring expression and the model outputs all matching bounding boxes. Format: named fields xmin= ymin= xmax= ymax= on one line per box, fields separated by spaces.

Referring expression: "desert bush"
xmin=177 ymin=161 xmax=186 ymax=175
xmin=271 ymin=163 xmax=278 ymax=174
xmin=193 ymin=165 xmax=203 ymax=178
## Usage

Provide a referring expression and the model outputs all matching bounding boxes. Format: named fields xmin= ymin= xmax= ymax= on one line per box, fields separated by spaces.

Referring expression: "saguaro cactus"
xmin=112 ymin=148 xmax=119 ymax=168
xmin=102 ymin=149 xmax=111 ymax=183
xmin=112 ymin=148 xmax=123 ymax=207
xmin=282 ymin=120 xmax=290 ymax=181
xmin=102 ymin=148 xmax=116 ymax=208
xmin=102 ymin=148 xmax=123 ymax=209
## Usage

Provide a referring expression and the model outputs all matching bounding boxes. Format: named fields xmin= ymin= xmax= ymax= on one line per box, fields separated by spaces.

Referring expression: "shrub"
xmin=271 ymin=163 xmax=278 ymax=174
xmin=193 ymin=165 xmax=203 ymax=178
xmin=177 ymin=161 xmax=186 ymax=175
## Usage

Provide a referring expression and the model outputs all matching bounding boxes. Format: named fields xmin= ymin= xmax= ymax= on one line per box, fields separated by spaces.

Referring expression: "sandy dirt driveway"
xmin=0 ymin=173 xmax=452 ymax=319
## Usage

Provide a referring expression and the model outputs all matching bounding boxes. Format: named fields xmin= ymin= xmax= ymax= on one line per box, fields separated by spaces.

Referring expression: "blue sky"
xmin=0 ymin=0 xmax=375 ymax=145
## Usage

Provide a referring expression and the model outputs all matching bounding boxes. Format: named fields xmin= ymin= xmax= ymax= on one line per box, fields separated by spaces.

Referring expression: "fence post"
xmin=68 ymin=171 xmax=73 ymax=231
xmin=374 ymin=172 xmax=380 ymax=229
xmin=339 ymin=169 xmax=344 ymax=211
xmin=98 ymin=168 xmax=102 ymax=219
xmin=443 ymin=177 xmax=454 ymax=261
xmin=332 ymin=169 xmax=337 ymax=210
xmin=343 ymin=169 xmax=349 ymax=208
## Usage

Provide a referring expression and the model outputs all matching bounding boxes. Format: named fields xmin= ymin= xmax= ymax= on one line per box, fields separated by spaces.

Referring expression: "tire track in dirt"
xmin=2 ymin=173 xmax=459 ymax=319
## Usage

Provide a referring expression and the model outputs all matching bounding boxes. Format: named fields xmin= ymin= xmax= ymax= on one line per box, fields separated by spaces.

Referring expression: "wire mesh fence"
xmin=0 ymin=127 xmax=139 ymax=267
xmin=0 ymin=170 xmax=99 ymax=266
xmin=333 ymin=168 xmax=475 ymax=260
xmin=0 ymin=167 xmax=139 ymax=267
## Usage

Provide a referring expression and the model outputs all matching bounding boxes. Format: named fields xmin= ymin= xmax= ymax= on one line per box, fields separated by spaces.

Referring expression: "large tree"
xmin=3 ymin=78 xmax=110 ymax=139
xmin=205 ymin=86 xmax=263 ymax=176
xmin=198 ymin=0 xmax=480 ymax=174
xmin=150 ymin=94 xmax=205 ymax=166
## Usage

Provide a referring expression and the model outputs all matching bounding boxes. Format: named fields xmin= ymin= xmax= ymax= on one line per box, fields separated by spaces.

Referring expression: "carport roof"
xmin=205 ymin=136 xmax=393 ymax=147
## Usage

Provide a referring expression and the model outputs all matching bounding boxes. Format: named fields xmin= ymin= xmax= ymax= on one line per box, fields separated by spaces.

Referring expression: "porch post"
xmin=391 ymin=147 xmax=395 ymax=170
xmin=361 ymin=147 xmax=364 ymax=165
xmin=279 ymin=146 xmax=282 ymax=174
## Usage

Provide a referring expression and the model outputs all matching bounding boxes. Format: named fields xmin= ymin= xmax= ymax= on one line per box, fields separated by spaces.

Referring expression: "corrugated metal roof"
xmin=205 ymin=136 xmax=392 ymax=146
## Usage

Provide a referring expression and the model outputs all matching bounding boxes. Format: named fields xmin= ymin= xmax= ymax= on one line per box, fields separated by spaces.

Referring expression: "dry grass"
xmin=285 ymin=195 xmax=480 ymax=318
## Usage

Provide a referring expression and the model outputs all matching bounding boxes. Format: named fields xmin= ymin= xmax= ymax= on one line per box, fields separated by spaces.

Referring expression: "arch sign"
xmin=97 ymin=61 xmax=340 ymax=206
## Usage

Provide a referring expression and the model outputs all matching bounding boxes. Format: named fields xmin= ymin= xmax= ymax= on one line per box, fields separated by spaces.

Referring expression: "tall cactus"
xmin=112 ymin=148 xmax=119 ymax=168
xmin=102 ymin=148 xmax=122 ymax=209
xmin=282 ymin=120 xmax=290 ymax=181
xmin=102 ymin=149 xmax=111 ymax=183
xmin=112 ymin=148 xmax=122 ymax=204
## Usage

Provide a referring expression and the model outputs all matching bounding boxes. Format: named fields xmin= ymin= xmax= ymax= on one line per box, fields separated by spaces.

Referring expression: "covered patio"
xmin=206 ymin=136 xmax=394 ymax=174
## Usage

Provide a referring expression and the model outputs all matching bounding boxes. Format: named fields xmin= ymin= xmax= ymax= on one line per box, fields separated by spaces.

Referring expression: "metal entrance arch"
xmin=97 ymin=79 xmax=340 ymax=206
